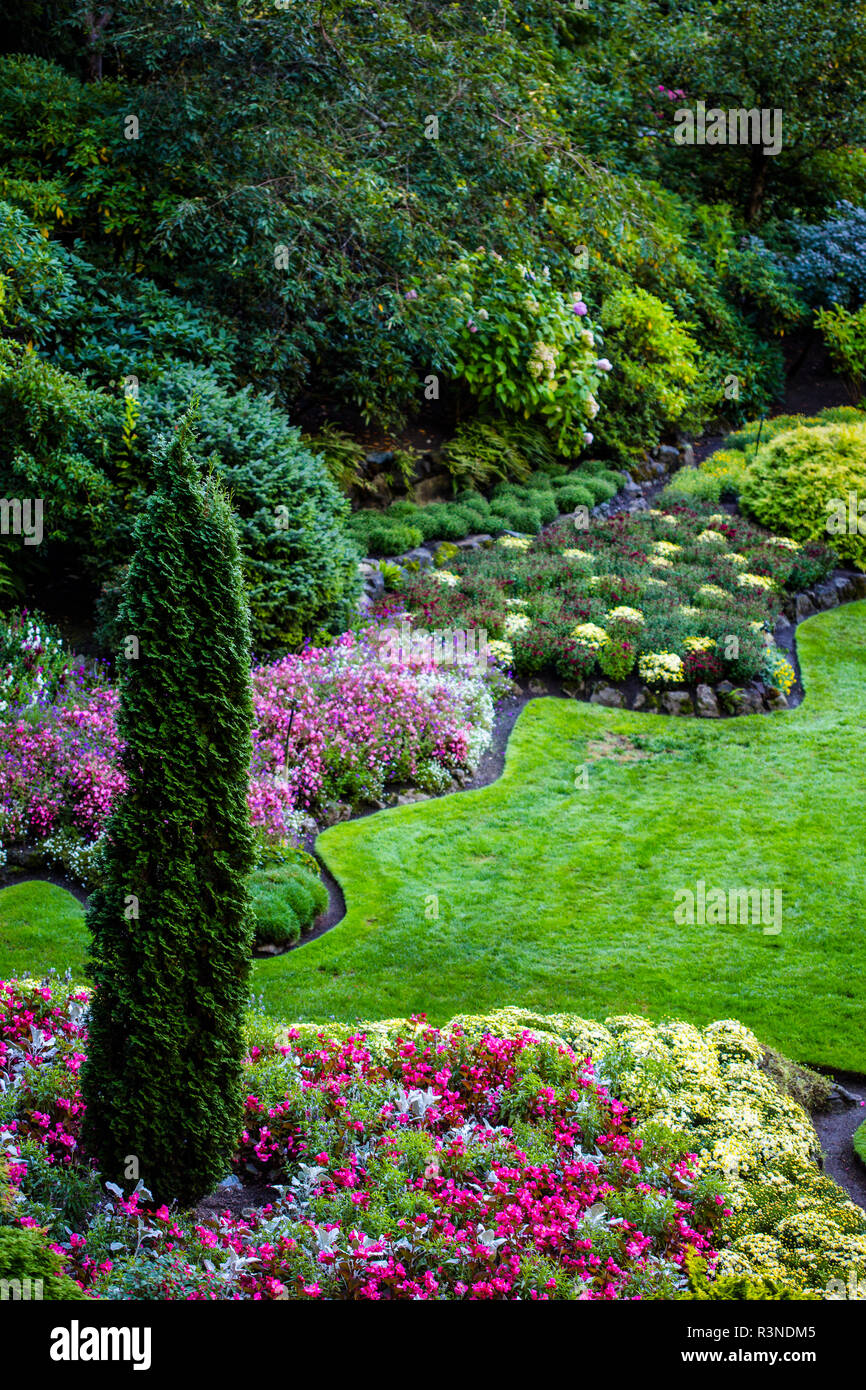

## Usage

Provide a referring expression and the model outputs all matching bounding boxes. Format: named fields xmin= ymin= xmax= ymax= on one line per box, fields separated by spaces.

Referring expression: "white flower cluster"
xmin=638 ymin=651 xmax=684 ymax=683
xmin=738 ymin=572 xmax=774 ymax=590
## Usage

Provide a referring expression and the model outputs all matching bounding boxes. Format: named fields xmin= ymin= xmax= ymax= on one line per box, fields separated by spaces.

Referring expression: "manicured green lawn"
xmin=256 ymin=601 xmax=866 ymax=1072
xmin=2 ymin=604 xmax=864 ymax=1072
xmin=0 ymin=880 xmax=87 ymax=980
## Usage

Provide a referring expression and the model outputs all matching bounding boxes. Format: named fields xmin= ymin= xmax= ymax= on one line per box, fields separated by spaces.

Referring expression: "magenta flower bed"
xmin=1 ymin=979 xmax=724 ymax=1301
xmin=0 ymin=630 xmax=495 ymax=853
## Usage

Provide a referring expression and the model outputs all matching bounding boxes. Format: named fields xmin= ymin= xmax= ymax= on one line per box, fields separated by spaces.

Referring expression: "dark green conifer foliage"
xmin=81 ymin=415 xmax=255 ymax=1207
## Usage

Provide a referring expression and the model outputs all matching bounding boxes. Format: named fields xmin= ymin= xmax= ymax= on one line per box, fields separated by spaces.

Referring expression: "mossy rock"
xmin=760 ymin=1047 xmax=835 ymax=1112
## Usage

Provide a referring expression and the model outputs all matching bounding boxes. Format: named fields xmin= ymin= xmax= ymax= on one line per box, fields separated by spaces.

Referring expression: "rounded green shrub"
xmin=855 ymin=1120 xmax=866 ymax=1167
xmin=0 ymin=1224 xmax=88 ymax=1301
xmin=554 ymin=483 xmax=596 ymax=512
xmin=248 ymin=861 xmax=328 ymax=949
xmin=740 ymin=421 xmax=866 ymax=567
xmin=140 ymin=362 xmax=361 ymax=653
xmin=488 ymin=500 xmax=542 ymax=533
xmin=348 ymin=514 xmax=423 ymax=557
xmin=581 ymin=474 xmax=618 ymax=503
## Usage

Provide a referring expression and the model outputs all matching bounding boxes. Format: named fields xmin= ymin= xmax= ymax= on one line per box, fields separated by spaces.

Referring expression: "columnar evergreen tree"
xmin=81 ymin=414 xmax=255 ymax=1207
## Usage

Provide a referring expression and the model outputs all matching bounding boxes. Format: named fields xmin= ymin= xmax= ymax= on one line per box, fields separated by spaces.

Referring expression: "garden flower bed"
xmin=382 ymin=499 xmax=837 ymax=713
xmin=0 ymin=624 xmax=508 ymax=884
xmin=2 ymin=979 xmax=863 ymax=1300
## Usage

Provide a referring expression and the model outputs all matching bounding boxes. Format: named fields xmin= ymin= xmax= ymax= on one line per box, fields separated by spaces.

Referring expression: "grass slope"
xmin=0 ymin=880 xmax=86 ymax=979
xmin=254 ymin=602 xmax=866 ymax=1071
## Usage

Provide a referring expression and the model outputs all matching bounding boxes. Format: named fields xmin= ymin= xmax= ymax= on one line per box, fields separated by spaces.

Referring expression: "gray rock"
xmin=216 ymin=1175 xmax=244 ymax=1190
xmin=765 ymin=689 xmax=789 ymax=711
xmin=812 ymin=581 xmax=839 ymax=611
xmin=456 ymin=533 xmax=493 ymax=550
xmin=365 ymin=450 xmax=394 ymax=467
xmin=737 ymin=688 xmax=765 ymax=715
xmin=833 ymin=575 xmax=857 ymax=603
xmin=632 ymin=685 xmax=658 ymax=712
xmin=680 ymin=443 xmax=696 ymax=467
xmin=394 ymin=790 xmax=432 ymax=806
xmin=716 ymin=680 xmax=734 ymax=696
xmin=695 ymin=684 xmax=720 ymax=718
xmin=359 ymin=562 xmax=385 ymax=594
xmin=850 ymin=573 xmax=866 ymax=599
xmin=357 ymin=592 xmax=376 ymax=614
xmin=401 ymin=546 xmax=435 ymax=568
xmin=657 ymin=444 xmax=681 ymax=469
xmin=661 ymin=691 xmax=694 ymax=716
xmin=795 ymin=593 xmax=816 ymax=622
xmin=589 ymin=684 xmax=625 ymax=708
xmin=623 ymin=477 xmax=642 ymax=495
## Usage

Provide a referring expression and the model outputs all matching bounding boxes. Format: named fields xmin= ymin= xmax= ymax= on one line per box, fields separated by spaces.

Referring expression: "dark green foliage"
xmin=138 ymin=364 xmax=361 ymax=653
xmin=347 ymin=512 xmax=423 ymax=558
xmin=553 ymin=483 xmax=596 ymax=512
xmin=81 ymin=416 xmax=256 ymax=1207
xmin=248 ymin=861 xmax=328 ymax=950
xmin=0 ymin=336 xmax=120 ymax=583
xmin=0 ymin=1224 xmax=88 ymax=1301
xmin=855 ymin=1121 xmax=866 ymax=1166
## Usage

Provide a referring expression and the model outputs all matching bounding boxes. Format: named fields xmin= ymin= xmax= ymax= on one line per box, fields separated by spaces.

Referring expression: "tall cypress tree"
xmin=81 ymin=416 xmax=255 ymax=1207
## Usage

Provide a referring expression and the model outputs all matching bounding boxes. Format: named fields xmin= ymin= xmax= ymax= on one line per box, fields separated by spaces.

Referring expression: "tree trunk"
xmin=746 ymin=149 xmax=768 ymax=226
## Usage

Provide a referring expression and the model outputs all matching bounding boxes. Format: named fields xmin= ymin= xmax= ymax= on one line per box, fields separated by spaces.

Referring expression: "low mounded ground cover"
xmin=347 ymin=464 xmax=626 ymax=558
xmin=6 ymin=603 xmax=865 ymax=1076
xmin=2 ymin=978 xmax=864 ymax=1299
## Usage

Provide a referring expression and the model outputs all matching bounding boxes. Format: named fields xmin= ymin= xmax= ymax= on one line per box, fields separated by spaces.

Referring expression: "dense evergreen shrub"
xmin=81 ymin=417 xmax=256 ymax=1207
xmin=139 ymin=364 xmax=360 ymax=652
xmin=740 ymin=422 xmax=866 ymax=568
xmin=779 ymin=202 xmax=866 ymax=308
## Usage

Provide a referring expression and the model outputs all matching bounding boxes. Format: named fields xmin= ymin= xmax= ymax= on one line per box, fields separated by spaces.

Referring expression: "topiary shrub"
xmin=81 ymin=414 xmax=256 ymax=1208
xmin=553 ymin=483 xmax=596 ymax=513
xmin=0 ymin=1224 xmax=88 ymax=1301
xmin=740 ymin=421 xmax=866 ymax=568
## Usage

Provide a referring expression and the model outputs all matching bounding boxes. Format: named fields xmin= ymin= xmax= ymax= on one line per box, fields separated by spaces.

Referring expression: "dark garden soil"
xmin=812 ymin=1072 xmax=866 ymax=1212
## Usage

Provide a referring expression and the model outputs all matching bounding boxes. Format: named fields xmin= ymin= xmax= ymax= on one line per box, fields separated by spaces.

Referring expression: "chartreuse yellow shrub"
xmin=286 ymin=1009 xmax=866 ymax=1299
xmin=740 ymin=421 xmax=866 ymax=568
